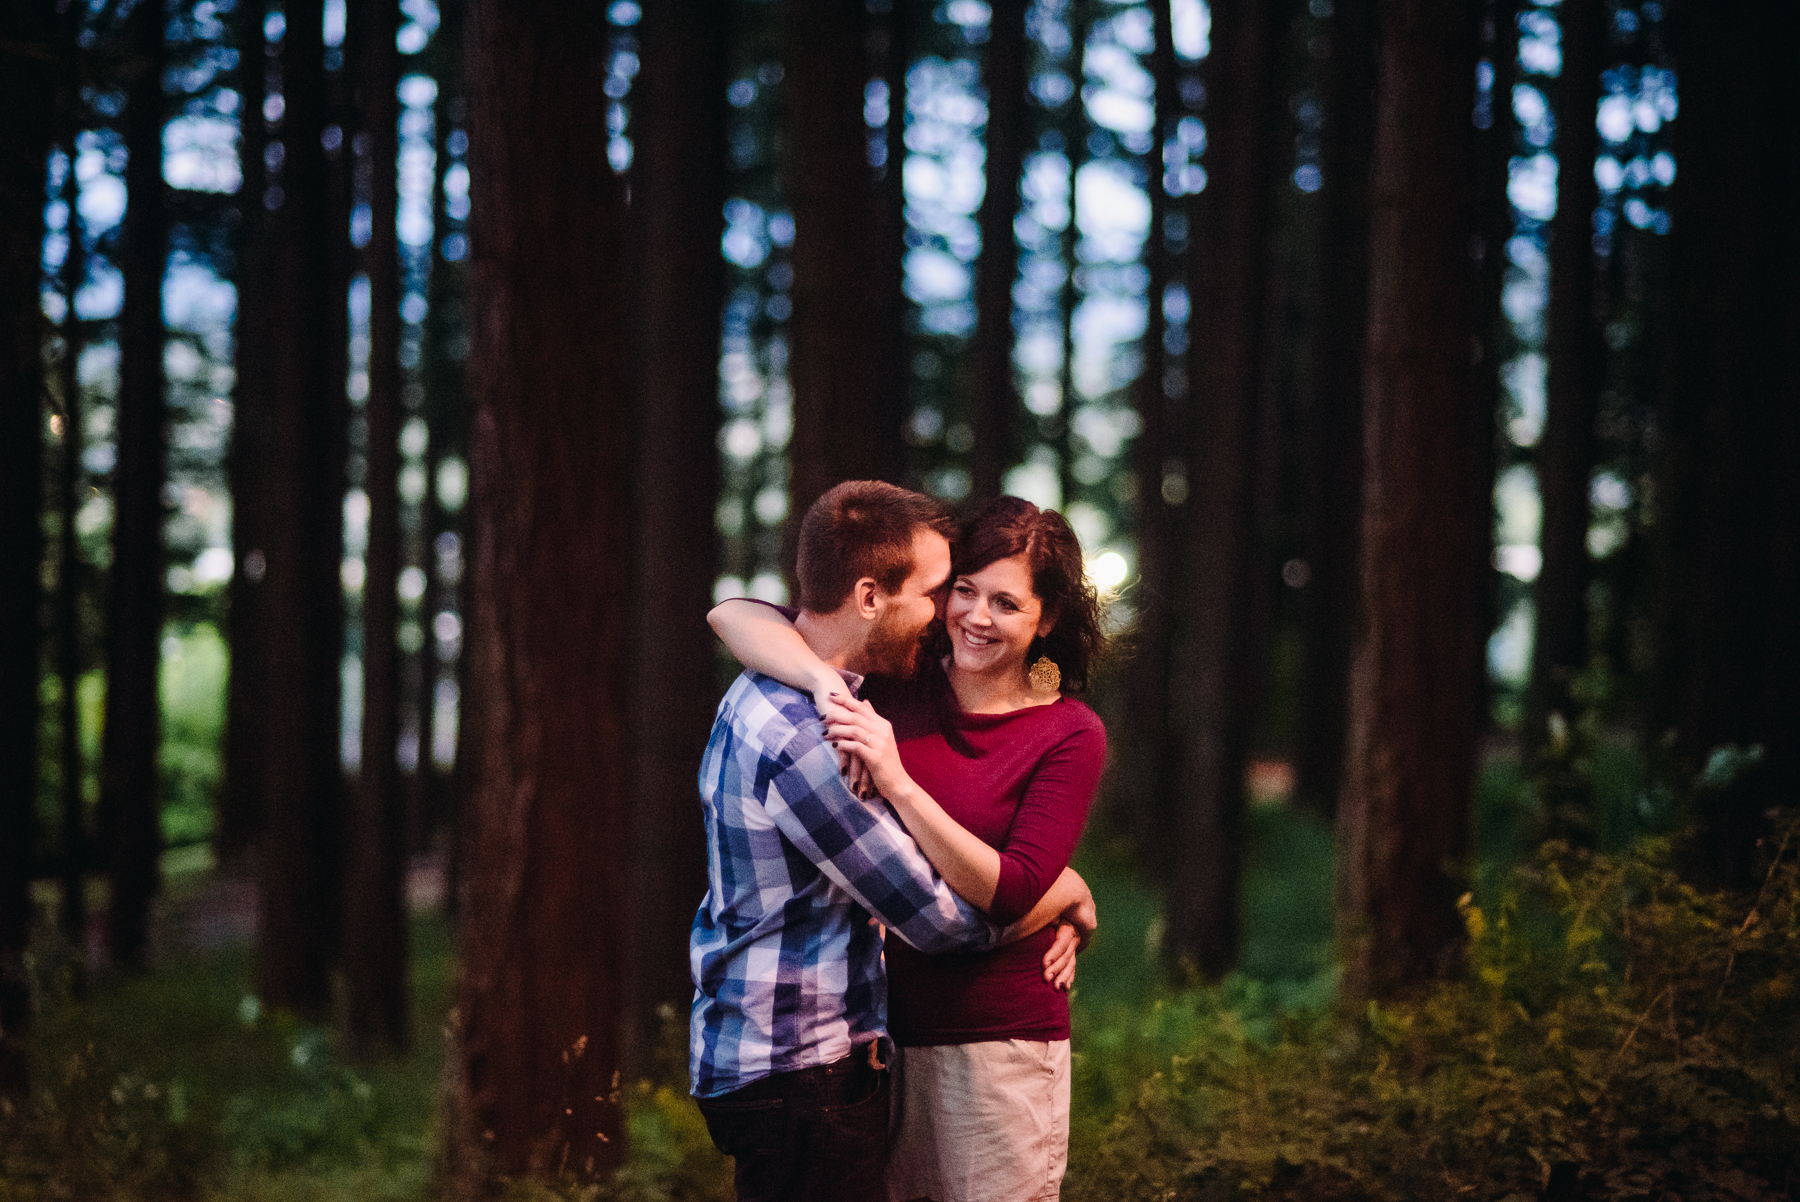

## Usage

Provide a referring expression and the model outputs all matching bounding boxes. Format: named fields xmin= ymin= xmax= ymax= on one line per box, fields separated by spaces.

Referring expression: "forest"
xmin=0 ymin=0 xmax=1795 ymax=1198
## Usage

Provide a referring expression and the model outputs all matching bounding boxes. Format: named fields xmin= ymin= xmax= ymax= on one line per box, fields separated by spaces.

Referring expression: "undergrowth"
xmin=1066 ymin=822 xmax=1800 ymax=1201
xmin=3 ymin=817 xmax=1793 ymax=1199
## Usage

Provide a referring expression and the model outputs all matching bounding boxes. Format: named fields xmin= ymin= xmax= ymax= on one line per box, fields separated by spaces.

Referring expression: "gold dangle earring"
xmin=1028 ymin=655 xmax=1061 ymax=695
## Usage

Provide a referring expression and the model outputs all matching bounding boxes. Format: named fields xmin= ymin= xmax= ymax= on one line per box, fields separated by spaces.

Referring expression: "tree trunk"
xmin=1294 ymin=0 xmax=1376 ymax=821
xmin=447 ymin=0 xmax=632 ymax=1182
xmin=256 ymin=0 xmax=346 ymax=1016
xmin=55 ymin=16 xmax=91 ymax=953
xmin=1120 ymin=1 xmax=1176 ymax=884
xmin=0 ymin=0 xmax=57 ymax=1099
xmin=1055 ymin=0 xmax=1088 ymax=513
xmin=623 ymin=0 xmax=729 ymax=1082
xmin=1164 ymin=0 xmax=1284 ymax=980
xmin=219 ymin=0 xmax=271 ymax=867
xmin=343 ymin=0 xmax=408 ymax=1055
xmin=781 ymin=0 xmax=902 ymax=581
xmin=970 ymin=0 xmax=1028 ymax=501
xmin=1336 ymin=0 xmax=1486 ymax=1000
xmin=1524 ymin=0 xmax=1605 ymax=816
xmin=99 ymin=0 xmax=168 ymax=970
xmin=1650 ymin=0 xmax=1797 ymax=888
xmin=873 ymin=0 xmax=914 ymax=489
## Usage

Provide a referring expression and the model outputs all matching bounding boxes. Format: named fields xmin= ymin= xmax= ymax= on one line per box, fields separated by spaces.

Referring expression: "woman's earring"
xmin=1029 ymin=655 xmax=1061 ymax=695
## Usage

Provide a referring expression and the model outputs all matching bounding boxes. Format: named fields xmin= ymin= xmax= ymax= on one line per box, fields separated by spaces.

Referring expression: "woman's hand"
xmin=1042 ymin=921 xmax=1081 ymax=992
xmin=821 ymin=693 xmax=913 ymax=802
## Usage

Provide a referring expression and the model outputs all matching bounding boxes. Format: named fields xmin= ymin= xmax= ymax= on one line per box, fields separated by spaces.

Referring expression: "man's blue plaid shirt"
xmin=689 ymin=670 xmax=1001 ymax=1098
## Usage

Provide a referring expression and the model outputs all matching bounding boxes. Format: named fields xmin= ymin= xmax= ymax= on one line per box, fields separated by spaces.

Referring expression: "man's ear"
xmin=853 ymin=577 xmax=882 ymax=620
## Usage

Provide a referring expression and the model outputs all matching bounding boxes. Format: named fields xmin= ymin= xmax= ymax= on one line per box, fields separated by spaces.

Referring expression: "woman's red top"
xmin=864 ymin=661 xmax=1106 ymax=1046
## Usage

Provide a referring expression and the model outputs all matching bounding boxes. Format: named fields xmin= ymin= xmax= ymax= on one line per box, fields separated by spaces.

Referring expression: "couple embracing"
xmin=689 ymin=480 xmax=1109 ymax=1202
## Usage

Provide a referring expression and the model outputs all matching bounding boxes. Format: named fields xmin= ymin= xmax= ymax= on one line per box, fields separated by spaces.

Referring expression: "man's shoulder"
xmin=717 ymin=671 xmax=826 ymax=761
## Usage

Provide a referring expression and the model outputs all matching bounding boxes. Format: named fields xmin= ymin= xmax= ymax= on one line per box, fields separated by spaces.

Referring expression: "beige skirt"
xmin=885 ymin=1039 xmax=1072 ymax=1202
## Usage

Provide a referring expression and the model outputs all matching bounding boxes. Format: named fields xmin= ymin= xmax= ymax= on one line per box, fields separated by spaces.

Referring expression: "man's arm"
xmin=762 ymin=732 xmax=1002 ymax=956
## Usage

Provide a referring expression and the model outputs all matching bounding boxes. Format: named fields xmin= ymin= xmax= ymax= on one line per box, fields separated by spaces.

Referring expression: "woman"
xmin=709 ymin=495 xmax=1107 ymax=1202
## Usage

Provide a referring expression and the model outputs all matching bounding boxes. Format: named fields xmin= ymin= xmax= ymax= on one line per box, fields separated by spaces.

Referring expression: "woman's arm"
xmin=708 ymin=598 xmax=846 ymax=705
xmin=823 ymin=694 xmax=1004 ymax=910
xmin=825 ymin=697 xmax=1105 ymax=926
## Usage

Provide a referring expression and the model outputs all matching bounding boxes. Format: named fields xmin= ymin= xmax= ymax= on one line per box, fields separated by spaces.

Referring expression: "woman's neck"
xmin=946 ymin=656 xmax=1057 ymax=714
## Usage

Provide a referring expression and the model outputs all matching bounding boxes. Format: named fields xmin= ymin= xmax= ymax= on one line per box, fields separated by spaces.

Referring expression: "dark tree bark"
xmin=99 ymin=0 xmax=169 ymax=969
xmin=873 ymin=0 xmax=914 ymax=488
xmin=343 ymin=0 xmax=407 ymax=1055
xmin=1524 ymin=0 xmax=1605 ymax=804
xmin=1649 ymin=0 xmax=1798 ymax=887
xmin=1336 ymin=0 xmax=1487 ymax=999
xmin=970 ymin=0 xmax=1028 ymax=501
xmin=781 ymin=0 xmax=904 ymax=581
xmin=623 ymin=0 xmax=729 ymax=1081
xmin=447 ymin=0 xmax=632 ymax=1182
xmin=218 ymin=0 xmax=271 ymax=866
xmin=1054 ymin=0 xmax=1089 ymax=511
xmin=0 ymin=0 xmax=57 ymax=1100
xmin=1294 ymin=0 xmax=1376 ymax=820
xmin=1120 ymin=0 xmax=1176 ymax=882
xmin=256 ymin=0 xmax=346 ymax=1016
xmin=54 ymin=13 xmax=91 ymax=953
xmin=1164 ymin=0 xmax=1285 ymax=980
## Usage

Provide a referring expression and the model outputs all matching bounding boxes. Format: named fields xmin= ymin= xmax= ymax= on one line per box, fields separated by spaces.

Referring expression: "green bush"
xmin=1066 ymin=825 xmax=1800 ymax=1201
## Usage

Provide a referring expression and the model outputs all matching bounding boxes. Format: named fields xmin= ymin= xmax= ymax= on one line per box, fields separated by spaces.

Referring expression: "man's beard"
xmin=865 ymin=609 xmax=934 ymax=680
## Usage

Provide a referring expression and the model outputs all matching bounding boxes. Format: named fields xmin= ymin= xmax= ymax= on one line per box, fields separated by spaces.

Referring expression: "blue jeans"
xmin=697 ymin=1047 xmax=891 ymax=1202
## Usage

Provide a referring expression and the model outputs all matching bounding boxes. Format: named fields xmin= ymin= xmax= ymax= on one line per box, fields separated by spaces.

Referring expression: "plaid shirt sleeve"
xmin=762 ymin=717 xmax=1001 ymax=955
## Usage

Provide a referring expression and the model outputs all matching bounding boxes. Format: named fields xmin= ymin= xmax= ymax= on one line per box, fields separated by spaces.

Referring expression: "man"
xmin=690 ymin=480 xmax=1093 ymax=1202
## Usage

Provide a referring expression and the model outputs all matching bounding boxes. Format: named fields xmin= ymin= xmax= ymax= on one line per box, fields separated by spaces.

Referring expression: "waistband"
xmin=718 ymin=1040 xmax=887 ymax=1108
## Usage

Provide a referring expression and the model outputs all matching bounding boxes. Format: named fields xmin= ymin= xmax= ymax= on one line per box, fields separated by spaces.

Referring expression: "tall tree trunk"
xmin=99 ymin=0 xmax=168 ymax=969
xmin=1524 ymin=0 xmax=1605 ymax=815
xmin=257 ymin=0 xmax=346 ymax=1016
xmin=343 ymin=0 xmax=407 ymax=1055
xmin=447 ymin=0 xmax=632 ymax=1182
xmin=1650 ymin=0 xmax=1797 ymax=888
xmin=874 ymin=0 xmax=914 ymax=488
xmin=1164 ymin=0 xmax=1284 ymax=979
xmin=781 ymin=0 xmax=902 ymax=582
xmin=970 ymin=0 xmax=1028 ymax=500
xmin=1336 ymin=0 xmax=1486 ymax=999
xmin=219 ymin=0 xmax=271 ymax=867
xmin=1294 ymin=0 xmax=1376 ymax=820
xmin=55 ymin=17 xmax=91 ymax=953
xmin=0 ymin=0 xmax=57 ymax=1099
xmin=623 ymin=0 xmax=729 ymax=1082
xmin=1055 ymin=0 xmax=1089 ymax=511
xmin=1121 ymin=1 xmax=1176 ymax=883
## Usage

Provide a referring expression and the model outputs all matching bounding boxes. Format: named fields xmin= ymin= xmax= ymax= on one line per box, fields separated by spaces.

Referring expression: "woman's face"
xmin=944 ymin=553 xmax=1054 ymax=679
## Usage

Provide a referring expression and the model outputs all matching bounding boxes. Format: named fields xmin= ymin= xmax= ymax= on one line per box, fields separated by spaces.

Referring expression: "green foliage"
xmin=1066 ymin=824 xmax=1800 ymax=1201
xmin=1 ymin=915 xmax=454 ymax=1200
xmin=158 ymin=624 xmax=227 ymax=847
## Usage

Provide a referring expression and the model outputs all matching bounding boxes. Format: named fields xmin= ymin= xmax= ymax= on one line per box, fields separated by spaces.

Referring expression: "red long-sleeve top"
xmin=865 ymin=661 xmax=1106 ymax=1046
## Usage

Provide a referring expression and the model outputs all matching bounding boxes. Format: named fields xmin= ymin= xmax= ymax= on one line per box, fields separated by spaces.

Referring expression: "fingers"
xmin=1042 ymin=923 xmax=1080 ymax=991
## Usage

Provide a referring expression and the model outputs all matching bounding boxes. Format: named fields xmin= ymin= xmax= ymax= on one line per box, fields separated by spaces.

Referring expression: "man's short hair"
xmin=795 ymin=481 xmax=956 ymax=614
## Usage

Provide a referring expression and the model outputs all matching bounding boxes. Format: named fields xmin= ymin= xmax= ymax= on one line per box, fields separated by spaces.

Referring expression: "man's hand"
xmin=1042 ymin=922 xmax=1080 ymax=992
